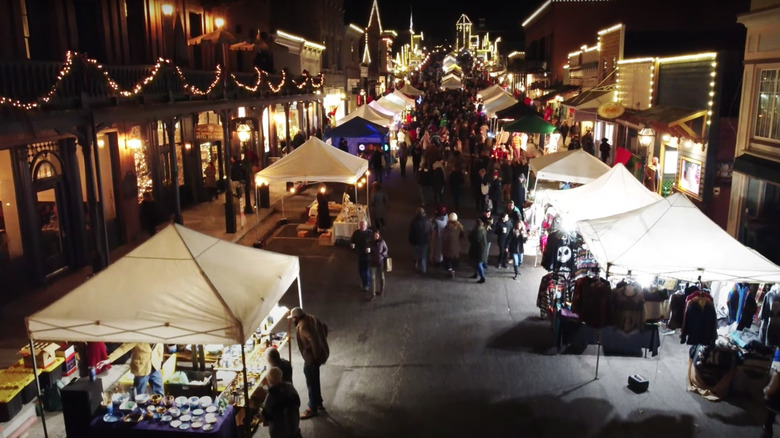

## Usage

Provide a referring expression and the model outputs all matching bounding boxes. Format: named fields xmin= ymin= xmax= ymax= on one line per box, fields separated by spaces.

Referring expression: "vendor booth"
xmin=399 ymin=83 xmax=424 ymax=97
xmin=25 ymin=224 xmax=303 ymax=438
xmin=528 ymin=149 xmax=610 ymax=187
xmin=255 ymin=137 xmax=370 ymax=243
xmin=326 ymin=118 xmax=389 ymax=156
xmin=336 ymin=104 xmax=393 ymax=127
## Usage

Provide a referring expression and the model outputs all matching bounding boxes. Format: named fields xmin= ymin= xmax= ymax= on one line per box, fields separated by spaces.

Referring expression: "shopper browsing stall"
xmin=97 ymin=343 xmax=164 ymax=396
xmin=288 ymin=307 xmax=329 ymax=419
xmin=260 ymin=367 xmax=301 ymax=438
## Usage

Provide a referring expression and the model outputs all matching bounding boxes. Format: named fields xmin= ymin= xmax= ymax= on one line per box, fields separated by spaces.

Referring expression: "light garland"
xmin=1 ymin=51 xmax=321 ymax=110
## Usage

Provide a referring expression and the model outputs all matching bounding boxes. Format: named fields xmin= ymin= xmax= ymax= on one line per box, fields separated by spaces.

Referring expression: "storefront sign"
xmin=597 ymin=102 xmax=625 ymax=119
xmin=195 ymin=124 xmax=223 ymax=141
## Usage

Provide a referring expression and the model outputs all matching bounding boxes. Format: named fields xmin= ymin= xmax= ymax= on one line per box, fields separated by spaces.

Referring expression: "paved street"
xmin=249 ymin=165 xmax=766 ymax=438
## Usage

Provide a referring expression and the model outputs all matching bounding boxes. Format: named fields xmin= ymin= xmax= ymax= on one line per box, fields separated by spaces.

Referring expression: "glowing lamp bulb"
xmin=161 ymin=4 xmax=173 ymax=16
xmin=215 ymin=17 xmax=225 ymax=28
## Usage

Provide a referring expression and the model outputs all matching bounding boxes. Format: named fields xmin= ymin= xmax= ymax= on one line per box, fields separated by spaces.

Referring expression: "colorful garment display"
xmin=611 ymin=281 xmax=645 ymax=334
xmin=571 ymin=276 xmax=612 ymax=329
xmin=681 ymin=291 xmax=717 ymax=346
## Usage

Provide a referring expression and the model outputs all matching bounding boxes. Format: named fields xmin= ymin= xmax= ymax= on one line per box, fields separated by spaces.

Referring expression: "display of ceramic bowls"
xmin=199 ymin=396 xmax=212 ymax=407
xmin=188 ymin=396 xmax=200 ymax=409
xmin=192 ymin=409 xmax=204 ymax=416
xmin=179 ymin=423 xmax=190 ymax=430
xmin=156 ymin=406 xmax=167 ymax=414
xmin=205 ymin=406 xmax=218 ymax=413
xmin=192 ymin=421 xmax=203 ymax=429
xmin=103 ymin=413 xmax=122 ymax=423
xmin=135 ymin=393 xmax=150 ymax=404
xmin=203 ymin=424 xmax=214 ymax=431
xmin=111 ymin=393 xmax=129 ymax=404
xmin=168 ymin=407 xmax=180 ymax=418
xmin=146 ymin=405 xmax=157 ymax=413
xmin=161 ymin=415 xmax=173 ymax=422
xmin=164 ymin=395 xmax=175 ymax=407
xmin=150 ymin=393 xmax=163 ymax=405
xmin=170 ymin=420 xmax=182 ymax=428
xmin=118 ymin=401 xmax=137 ymax=412
xmin=179 ymin=415 xmax=191 ymax=422
xmin=122 ymin=413 xmax=144 ymax=423
xmin=204 ymin=414 xmax=217 ymax=424
xmin=175 ymin=396 xmax=188 ymax=408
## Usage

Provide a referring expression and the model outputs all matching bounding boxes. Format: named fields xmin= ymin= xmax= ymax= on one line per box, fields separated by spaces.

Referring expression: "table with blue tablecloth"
xmin=556 ymin=310 xmax=661 ymax=357
xmin=89 ymin=406 xmax=238 ymax=438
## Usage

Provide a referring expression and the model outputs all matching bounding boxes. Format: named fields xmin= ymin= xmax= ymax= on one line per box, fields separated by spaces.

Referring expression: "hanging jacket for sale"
xmin=668 ymin=291 xmax=686 ymax=330
xmin=760 ymin=286 xmax=780 ymax=346
xmin=572 ymin=276 xmax=612 ymax=329
xmin=541 ymin=230 xmax=576 ymax=273
xmin=727 ymin=283 xmax=749 ymax=325
xmin=643 ymin=288 xmax=670 ymax=323
xmin=681 ymin=294 xmax=717 ymax=346
xmin=610 ymin=281 xmax=645 ymax=334
xmin=738 ymin=288 xmax=758 ymax=331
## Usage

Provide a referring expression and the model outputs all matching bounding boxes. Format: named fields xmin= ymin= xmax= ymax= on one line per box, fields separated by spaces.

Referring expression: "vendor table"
xmin=556 ymin=313 xmax=660 ymax=357
xmin=88 ymin=406 xmax=237 ymax=438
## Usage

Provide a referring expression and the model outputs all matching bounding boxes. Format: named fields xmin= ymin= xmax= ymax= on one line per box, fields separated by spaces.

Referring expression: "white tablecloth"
xmin=332 ymin=207 xmax=369 ymax=240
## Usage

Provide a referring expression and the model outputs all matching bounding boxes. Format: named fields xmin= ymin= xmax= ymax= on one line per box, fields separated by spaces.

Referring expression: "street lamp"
xmin=236 ymin=124 xmax=252 ymax=143
xmin=638 ymin=127 xmax=655 ymax=148
xmin=161 ymin=4 xmax=173 ymax=16
xmin=215 ymin=17 xmax=225 ymax=28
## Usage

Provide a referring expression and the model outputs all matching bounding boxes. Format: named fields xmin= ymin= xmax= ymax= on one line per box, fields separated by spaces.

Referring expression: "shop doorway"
xmin=33 ymin=181 xmax=70 ymax=277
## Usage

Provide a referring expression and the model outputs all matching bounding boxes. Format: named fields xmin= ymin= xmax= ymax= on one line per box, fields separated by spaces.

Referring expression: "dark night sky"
xmin=343 ymin=0 xmax=543 ymax=51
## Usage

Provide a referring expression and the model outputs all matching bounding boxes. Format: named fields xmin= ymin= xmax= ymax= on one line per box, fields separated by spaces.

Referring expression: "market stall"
xmin=399 ymin=82 xmax=424 ymax=97
xmin=336 ymin=104 xmax=393 ymax=127
xmin=25 ymin=224 xmax=302 ymax=438
xmin=528 ymin=149 xmax=610 ymax=188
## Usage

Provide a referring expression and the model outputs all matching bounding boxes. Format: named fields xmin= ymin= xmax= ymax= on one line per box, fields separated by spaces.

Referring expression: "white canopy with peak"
xmin=256 ymin=136 xmax=369 ymax=184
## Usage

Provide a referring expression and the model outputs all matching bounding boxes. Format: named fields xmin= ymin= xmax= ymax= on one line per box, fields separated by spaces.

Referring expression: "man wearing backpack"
xmin=288 ymin=307 xmax=329 ymax=419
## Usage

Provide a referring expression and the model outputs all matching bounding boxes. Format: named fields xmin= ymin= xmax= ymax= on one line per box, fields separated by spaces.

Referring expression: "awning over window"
xmin=534 ymin=85 xmax=580 ymax=102
xmin=734 ymin=153 xmax=780 ymax=186
xmin=632 ymin=106 xmax=708 ymax=142
xmin=561 ymin=88 xmax=614 ymax=110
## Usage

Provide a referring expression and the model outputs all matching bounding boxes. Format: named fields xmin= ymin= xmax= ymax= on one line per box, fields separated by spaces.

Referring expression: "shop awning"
xmin=27 ymin=224 xmax=301 ymax=344
xmin=578 ymin=193 xmax=780 ymax=282
xmin=734 ymin=153 xmax=780 ymax=186
xmin=631 ymin=106 xmax=708 ymax=142
xmin=561 ymin=88 xmax=614 ymax=110
xmin=534 ymin=84 xmax=580 ymax=103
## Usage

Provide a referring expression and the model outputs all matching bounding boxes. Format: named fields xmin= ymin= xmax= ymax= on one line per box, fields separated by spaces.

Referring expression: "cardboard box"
xmin=20 ymin=343 xmax=59 ymax=369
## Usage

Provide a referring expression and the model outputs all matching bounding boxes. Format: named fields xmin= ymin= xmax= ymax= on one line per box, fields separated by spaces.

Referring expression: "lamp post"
xmin=638 ymin=127 xmax=656 ymax=148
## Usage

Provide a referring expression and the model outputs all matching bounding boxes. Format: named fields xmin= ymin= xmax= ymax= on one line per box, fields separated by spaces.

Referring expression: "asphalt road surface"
xmin=252 ymin=164 xmax=765 ymax=438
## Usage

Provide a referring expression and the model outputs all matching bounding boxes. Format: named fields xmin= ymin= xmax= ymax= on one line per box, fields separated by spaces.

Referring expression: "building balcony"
xmin=0 ymin=55 xmax=323 ymax=116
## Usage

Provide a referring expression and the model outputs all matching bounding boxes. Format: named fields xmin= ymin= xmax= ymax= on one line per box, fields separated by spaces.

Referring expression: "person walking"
xmin=288 ymin=307 xmax=329 ymax=419
xmin=369 ymin=182 xmax=388 ymax=232
xmin=204 ymin=160 xmax=217 ymax=201
xmin=430 ymin=205 xmax=448 ymax=267
xmin=506 ymin=220 xmax=528 ymax=280
xmin=368 ymin=229 xmax=389 ymax=298
xmin=350 ymin=220 xmax=373 ymax=291
xmin=398 ymin=134 xmax=409 ymax=179
xmin=411 ymin=141 xmax=423 ymax=176
xmin=259 ymin=367 xmax=301 ymax=438
xmin=448 ymin=152 xmax=465 ymax=210
xmin=442 ymin=212 xmax=464 ymax=278
xmin=370 ymin=145 xmax=384 ymax=184
xmin=495 ymin=212 xmax=512 ymax=269
xmin=599 ymin=138 xmax=612 ymax=163
xmin=408 ymin=207 xmax=432 ymax=274
xmin=468 ymin=218 xmax=488 ymax=284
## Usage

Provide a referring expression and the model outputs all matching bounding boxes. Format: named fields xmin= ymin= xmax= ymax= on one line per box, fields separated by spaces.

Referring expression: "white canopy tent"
xmin=26 ymin=224 xmax=300 ymax=437
xmin=400 ymin=82 xmax=424 ymax=96
xmin=578 ymin=193 xmax=780 ymax=282
xmin=390 ymin=89 xmax=416 ymax=107
xmin=376 ymin=96 xmax=406 ymax=114
xmin=27 ymin=224 xmax=301 ymax=344
xmin=441 ymin=76 xmax=462 ymax=90
xmin=442 ymin=55 xmax=458 ymax=70
xmin=337 ymin=104 xmax=393 ymax=126
xmin=369 ymin=99 xmax=400 ymax=116
xmin=255 ymin=136 xmax=369 ymax=216
xmin=478 ymin=84 xmax=505 ymax=101
xmin=529 ymin=149 xmax=611 ymax=185
xmin=540 ymin=163 xmax=662 ymax=221
xmin=483 ymin=91 xmax=518 ymax=117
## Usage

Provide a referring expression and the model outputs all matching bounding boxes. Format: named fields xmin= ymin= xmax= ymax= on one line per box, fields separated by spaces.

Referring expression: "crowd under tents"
xmin=529 ymin=149 xmax=610 ymax=185
xmin=337 ymin=104 xmax=392 ymax=126
xmin=540 ymin=163 xmax=662 ymax=222
xmin=577 ymin=193 xmax=780 ymax=283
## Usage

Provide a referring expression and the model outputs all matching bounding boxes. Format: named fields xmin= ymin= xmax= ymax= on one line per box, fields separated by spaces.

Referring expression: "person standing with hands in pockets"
xmin=368 ymin=229 xmax=389 ymax=299
xmin=288 ymin=307 xmax=329 ymax=420
xmin=350 ymin=220 xmax=373 ymax=291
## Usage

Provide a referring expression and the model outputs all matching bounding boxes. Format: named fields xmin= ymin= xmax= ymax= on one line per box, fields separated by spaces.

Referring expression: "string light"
xmin=1 ymin=51 xmax=322 ymax=110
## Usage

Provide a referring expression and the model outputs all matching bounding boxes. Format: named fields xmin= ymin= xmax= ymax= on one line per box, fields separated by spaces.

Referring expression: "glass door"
xmin=35 ymin=184 xmax=68 ymax=276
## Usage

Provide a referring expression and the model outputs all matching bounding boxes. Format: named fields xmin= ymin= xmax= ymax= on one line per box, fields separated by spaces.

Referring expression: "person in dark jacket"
xmin=468 ymin=219 xmax=488 ymax=284
xmin=264 ymin=347 xmax=293 ymax=383
xmin=316 ymin=189 xmax=332 ymax=231
xmin=408 ymin=207 xmax=432 ymax=273
xmin=599 ymin=138 xmax=611 ymax=163
xmin=494 ymin=213 xmax=513 ymax=269
xmin=260 ymin=367 xmax=301 ymax=437
xmin=411 ymin=141 xmax=423 ymax=176
xmin=370 ymin=145 xmax=384 ymax=183
xmin=763 ymin=349 xmax=780 ymax=437
xmin=338 ymin=138 xmax=349 ymax=153
xmin=511 ymin=174 xmax=527 ymax=211
xmin=288 ymin=307 xmax=329 ymax=419
xmin=350 ymin=220 xmax=373 ymax=291
xmin=506 ymin=220 xmax=528 ymax=279
xmin=487 ymin=170 xmax=502 ymax=215
xmin=139 ymin=191 xmax=157 ymax=236
xmin=368 ymin=229 xmax=389 ymax=298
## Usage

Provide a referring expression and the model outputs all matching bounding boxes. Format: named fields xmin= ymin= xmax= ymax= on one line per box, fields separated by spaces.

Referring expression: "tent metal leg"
xmin=280 ymin=191 xmax=287 ymax=224
xmin=29 ymin=340 xmax=49 ymax=438
xmin=594 ymin=329 xmax=602 ymax=380
xmin=241 ymin=346 xmax=251 ymax=437
xmin=297 ymin=274 xmax=303 ymax=311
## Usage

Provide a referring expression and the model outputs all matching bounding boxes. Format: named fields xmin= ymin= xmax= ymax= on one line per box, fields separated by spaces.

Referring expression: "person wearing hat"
xmin=288 ymin=307 xmax=329 ymax=419
xmin=599 ymin=138 xmax=611 ymax=163
xmin=442 ymin=212 xmax=465 ymax=278
xmin=258 ymin=367 xmax=301 ymax=437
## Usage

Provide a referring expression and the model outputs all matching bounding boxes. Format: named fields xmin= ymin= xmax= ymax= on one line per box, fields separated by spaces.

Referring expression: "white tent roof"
xmin=578 ymin=193 xmax=780 ymax=282
xmin=479 ymin=85 xmax=505 ymax=101
xmin=368 ymin=100 xmax=398 ymax=116
xmin=441 ymin=76 xmax=462 ymax=90
xmin=529 ymin=149 xmax=610 ymax=185
xmin=27 ymin=224 xmax=300 ymax=344
xmin=337 ymin=104 xmax=393 ymax=126
xmin=376 ymin=96 xmax=406 ymax=113
xmin=443 ymin=55 xmax=458 ymax=69
xmin=442 ymin=72 xmax=460 ymax=82
xmin=256 ymin=136 xmax=369 ymax=184
xmin=400 ymin=83 xmax=424 ymax=96
xmin=391 ymin=89 xmax=416 ymax=106
xmin=541 ymin=163 xmax=662 ymax=221
xmin=483 ymin=91 xmax=518 ymax=117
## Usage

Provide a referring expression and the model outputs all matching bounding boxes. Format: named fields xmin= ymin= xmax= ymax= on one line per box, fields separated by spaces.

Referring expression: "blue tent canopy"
xmin=326 ymin=117 xmax=388 ymax=140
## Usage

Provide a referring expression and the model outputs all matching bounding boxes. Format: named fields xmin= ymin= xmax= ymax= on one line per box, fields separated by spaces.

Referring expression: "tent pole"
xmin=594 ymin=329 xmax=602 ymax=380
xmin=241 ymin=346 xmax=251 ymax=438
xmin=297 ymin=274 xmax=303 ymax=311
xmin=281 ymin=189 xmax=287 ymax=223
xmin=532 ymin=176 xmax=539 ymax=202
xmin=29 ymin=339 xmax=49 ymax=438
xmin=354 ymin=184 xmax=357 ymax=205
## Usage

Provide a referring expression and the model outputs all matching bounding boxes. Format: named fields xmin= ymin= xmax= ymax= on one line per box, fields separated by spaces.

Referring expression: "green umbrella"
xmin=503 ymin=116 xmax=556 ymax=134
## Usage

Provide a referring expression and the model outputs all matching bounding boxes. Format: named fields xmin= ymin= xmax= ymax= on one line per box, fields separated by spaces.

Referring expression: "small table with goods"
xmin=332 ymin=202 xmax=369 ymax=243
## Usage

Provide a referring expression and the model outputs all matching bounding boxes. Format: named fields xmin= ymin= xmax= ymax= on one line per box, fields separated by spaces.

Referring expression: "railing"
xmin=0 ymin=57 xmax=317 ymax=113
